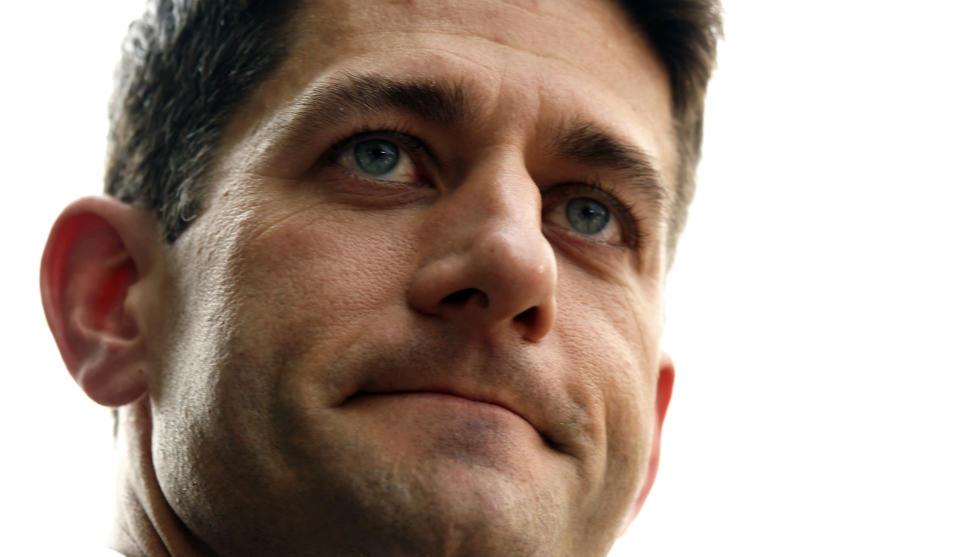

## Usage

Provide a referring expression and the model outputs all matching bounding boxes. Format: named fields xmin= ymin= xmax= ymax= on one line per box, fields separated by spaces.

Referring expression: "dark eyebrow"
xmin=269 ymin=74 xmax=666 ymax=212
xmin=551 ymin=123 xmax=668 ymax=212
xmin=276 ymin=73 xmax=471 ymax=143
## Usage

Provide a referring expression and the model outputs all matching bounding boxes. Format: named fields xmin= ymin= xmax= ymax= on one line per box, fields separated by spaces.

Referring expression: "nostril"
xmin=515 ymin=306 xmax=538 ymax=327
xmin=442 ymin=288 xmax=489 ymax=308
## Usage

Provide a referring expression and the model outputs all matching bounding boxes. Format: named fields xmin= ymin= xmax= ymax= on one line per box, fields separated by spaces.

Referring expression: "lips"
xmin=345 ymin=385 xmax=563 ymax=452
xmin=327 ymin=341 xmax=583 ymax=456
xmin=350 ymin=388 xmax=523 ymax=418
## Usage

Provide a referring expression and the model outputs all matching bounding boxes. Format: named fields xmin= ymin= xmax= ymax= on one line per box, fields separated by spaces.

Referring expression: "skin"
xmin=41 ymin=1 xmax=678 ymax=555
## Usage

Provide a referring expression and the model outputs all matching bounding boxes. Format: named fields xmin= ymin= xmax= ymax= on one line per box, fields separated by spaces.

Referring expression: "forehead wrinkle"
xmin=550 ymin=121 xmax=668 ymax=213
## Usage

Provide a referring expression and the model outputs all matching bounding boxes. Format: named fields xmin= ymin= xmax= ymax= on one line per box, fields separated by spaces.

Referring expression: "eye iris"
xmin=354 ymin=139 xmax=400 ymax=176
xmin=566 ymin=197 xmax=610 ymax=235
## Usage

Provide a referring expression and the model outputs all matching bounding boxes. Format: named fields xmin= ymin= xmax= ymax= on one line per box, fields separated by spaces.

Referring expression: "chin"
xmin=270 ymin=424 xmax=576 ymax=557
xmin=338 ymin=475 xmax=571 ymax=557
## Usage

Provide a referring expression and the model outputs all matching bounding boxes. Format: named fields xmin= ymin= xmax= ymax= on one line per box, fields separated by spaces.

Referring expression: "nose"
xmin=407 ymin=161 xmax=557 ymax=342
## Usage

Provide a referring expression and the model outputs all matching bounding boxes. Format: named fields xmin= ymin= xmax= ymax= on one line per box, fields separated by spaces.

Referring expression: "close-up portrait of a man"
xmin=38 ymin=0 xmax=721 ymax=555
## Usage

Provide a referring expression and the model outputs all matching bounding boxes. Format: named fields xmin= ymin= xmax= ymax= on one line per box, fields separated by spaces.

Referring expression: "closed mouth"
xmin=346 ymin=389 xmax=563 ymax=453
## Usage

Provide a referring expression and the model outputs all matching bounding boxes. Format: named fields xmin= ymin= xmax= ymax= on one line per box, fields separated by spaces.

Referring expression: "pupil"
xmin=354 ymin=140 xmax=399 ymax=176
xmin=566 ymin=197 xmax=610 ymax=235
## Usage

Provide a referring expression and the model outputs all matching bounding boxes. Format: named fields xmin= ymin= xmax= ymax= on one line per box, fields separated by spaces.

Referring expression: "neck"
xmin=111 ymin=398 xmax=214 ymax=557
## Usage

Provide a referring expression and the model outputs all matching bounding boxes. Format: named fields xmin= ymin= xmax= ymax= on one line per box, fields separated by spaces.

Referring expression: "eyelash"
xmin=324 ymin=125 xmax=429 ymax=169
xmin=322 ymin=126 xmax=645 ymax=250
xmin=545 ymin=181 xmax=645 ymax=250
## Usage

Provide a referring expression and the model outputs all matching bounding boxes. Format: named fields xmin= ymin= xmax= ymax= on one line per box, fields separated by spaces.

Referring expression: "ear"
xmin=623 ymin=352 xmax=675 ymax=530
xmin=40 ymin=196 xmax=163 ymax=407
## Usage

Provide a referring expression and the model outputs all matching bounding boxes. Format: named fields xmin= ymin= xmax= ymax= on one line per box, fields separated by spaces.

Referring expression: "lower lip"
xmin=345 ymin=391 xmax=535 ymax=436
xmin=345 ymin=392 xmax=555 ymax=461
xmin=351 ymin=391 xmax=516 ymax=417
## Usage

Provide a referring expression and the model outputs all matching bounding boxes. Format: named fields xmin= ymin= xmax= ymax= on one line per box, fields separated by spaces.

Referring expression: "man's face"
xmin=149 ymin=0 xmax=675 ymax=555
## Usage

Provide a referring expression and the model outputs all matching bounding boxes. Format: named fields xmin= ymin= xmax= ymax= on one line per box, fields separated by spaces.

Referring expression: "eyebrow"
xmin=550 ymin=123 xmax=668 ymax=212
xmin=277 ymin=73 xmax=471 ymax=141
xmin=273 ymin=73 xmax=667 ymax=210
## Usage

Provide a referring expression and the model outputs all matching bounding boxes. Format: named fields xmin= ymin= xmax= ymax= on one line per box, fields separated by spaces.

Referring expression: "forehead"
xmin=227 ymin=0 xmax=675 ymax=186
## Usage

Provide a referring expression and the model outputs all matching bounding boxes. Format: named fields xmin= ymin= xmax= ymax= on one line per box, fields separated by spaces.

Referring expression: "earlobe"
xmin=622 ymin=352 xmax=675 ymax=532
xmin=40 ymin=196 xmax=163 ymax=407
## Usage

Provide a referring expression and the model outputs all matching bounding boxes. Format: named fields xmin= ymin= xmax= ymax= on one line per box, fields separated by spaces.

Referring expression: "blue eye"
xmin=353 ymin=139 xmax=400 ymax=176
xmin=565 ymin=197 xmax=610 ymax=235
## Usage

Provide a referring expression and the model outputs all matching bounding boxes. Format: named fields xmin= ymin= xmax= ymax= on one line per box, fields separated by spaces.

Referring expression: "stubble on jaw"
xmin=153 ymin=317 xmax=576 ymax=557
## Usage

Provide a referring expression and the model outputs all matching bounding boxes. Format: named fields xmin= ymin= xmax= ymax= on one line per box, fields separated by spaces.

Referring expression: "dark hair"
xmin=106 ymin=0 xmax=721 ymax=256
xmin=618 ymin=0 xmax=722 ymax=259
xmin=106 ymin=0 xmax=296 ymax=242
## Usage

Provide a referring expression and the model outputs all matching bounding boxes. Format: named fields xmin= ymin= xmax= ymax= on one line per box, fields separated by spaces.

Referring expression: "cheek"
xmin=229 ymin=204 xmax=418 ymax=335
xmin=154 ymin=202 xmax=423 ymax=468
xmin=170 ymin=198 xmax=422 ymax=417
xmin=221 ymin=201 xmax=426 ymax=412
xmin=553 ymin=272 xmax=661 ymax=482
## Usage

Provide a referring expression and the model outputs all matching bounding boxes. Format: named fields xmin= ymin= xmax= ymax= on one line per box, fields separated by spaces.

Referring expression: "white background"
xmin=2 ymin=1 xmax=957 ymax=555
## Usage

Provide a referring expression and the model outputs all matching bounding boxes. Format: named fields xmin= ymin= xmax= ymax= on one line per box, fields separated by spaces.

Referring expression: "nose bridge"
xmin=458 ymin=152 xmax=543 ymax=243
xmin=463 ymin=186 xmax=555 ymax=309
xmin=408 ymin=151 xmax=558 ymax=342
xmin=456 ymin=150 xmax=554 ymax=281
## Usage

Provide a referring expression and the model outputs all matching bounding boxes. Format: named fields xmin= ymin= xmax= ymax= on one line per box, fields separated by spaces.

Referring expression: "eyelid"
xmin=324 ymin=127 xmax=430 ymax=166
xmin=543 ymin=182 xmax=644 ymax=249
xmin=318 ymin=130 xmax=644 ymax=249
